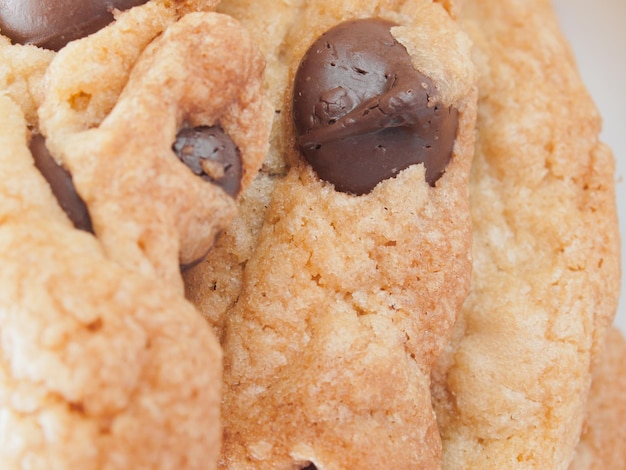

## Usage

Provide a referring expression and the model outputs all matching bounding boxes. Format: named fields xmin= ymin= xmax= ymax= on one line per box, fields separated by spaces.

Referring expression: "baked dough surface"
xmin=0 ymin=0 xmax=622 ymax=468
xmin=431 ymin=1 xmax=621 ymax=468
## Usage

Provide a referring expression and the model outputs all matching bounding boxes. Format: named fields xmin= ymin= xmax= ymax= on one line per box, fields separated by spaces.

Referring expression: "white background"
xmin=553 ymin=0 xmax=626 ymax=335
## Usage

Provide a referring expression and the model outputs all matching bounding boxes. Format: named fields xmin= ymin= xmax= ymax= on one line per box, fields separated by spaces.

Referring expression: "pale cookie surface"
xmin=1 ymin=2 xmax=272 ymax=468
xmin=0 ymin=36 xmax=53 ymax=126
xmin=216 ymin=1 xmax=476 ymax=468
xmin=0 ymin=95 xmax=222 ymax=469
xmin=570 ymin=327 xmax=626 ymax=470
xmin=431 ymin=0 xmax=621 ymax=468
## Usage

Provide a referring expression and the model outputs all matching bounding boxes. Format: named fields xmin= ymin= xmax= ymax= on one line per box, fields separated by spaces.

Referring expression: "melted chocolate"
xmin=29 ymin=134 xmax=93 ymax=232
xmin=0 ymin=0 xmax=148 ymax=51
xmin=293 ymin=18 xmax=458 ymax=195
xmin=173 ymin=126 xmax=243 ymax=198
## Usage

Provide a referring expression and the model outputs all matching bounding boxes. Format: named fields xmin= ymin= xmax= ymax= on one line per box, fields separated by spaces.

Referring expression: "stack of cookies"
xmin=1 ymin=0 xmax=622 ymax=468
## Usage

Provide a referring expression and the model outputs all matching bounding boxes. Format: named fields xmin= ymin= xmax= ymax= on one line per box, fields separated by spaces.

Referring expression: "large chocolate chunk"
xmin=0 ymin=0 xmax=148 ymax=51
xmin=173 ymin=126 xmax=243 ymax=198
xmin=293 ymin=18 xmax=458 ymax=195
xmin=29 ymin=134 xmax=93 ymax=232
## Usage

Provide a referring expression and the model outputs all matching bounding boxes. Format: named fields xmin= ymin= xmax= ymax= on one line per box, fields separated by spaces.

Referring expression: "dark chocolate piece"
xmin=179 ymin=243 xmax=216 ymax=273
xmin=293 ymin=18 xmax=458 ymax=195
xmin=29 ymin=134 xmax=93 ymax=232
xmin=179 ymin=256 xmax=206 ymax=273
xmin=173 ymin=126 xmax=242 ymax=198
xmin=0 ymin=0 xmax=148 ymax=51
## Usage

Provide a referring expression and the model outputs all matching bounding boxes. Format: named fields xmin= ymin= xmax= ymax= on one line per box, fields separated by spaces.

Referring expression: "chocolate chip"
xmin=29 ymin=134 xmax=93 ymax=233
xmin=292 ymin=18 xmax=459 ymax=195
xmin=179 ymin=255 xmax=206 ymax=273
xmin=0 ymin=0 xmax=148 ymax=51
xmin=173 ymin=126 xmax=242 ymax=198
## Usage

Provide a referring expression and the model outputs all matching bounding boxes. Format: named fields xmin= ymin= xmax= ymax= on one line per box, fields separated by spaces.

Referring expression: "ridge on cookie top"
xmin=1 ymin=1 xmax=271 ymax=469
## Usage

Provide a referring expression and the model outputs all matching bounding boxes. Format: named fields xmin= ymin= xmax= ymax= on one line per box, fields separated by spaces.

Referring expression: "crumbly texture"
xmin=431 ymin=1 xmax=621 ymax=468
xmin=570 ymin=328 xmax=626 ymax=470
xmin=1 ymin=2 xmax=272 ymax=468
xmin=0 ymin=36 xmax=53 ymax=127
xmin=0 ymin=95 xmax=222 ymax=469
xmin=214 ymin=1 xmax=476 ymax=468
